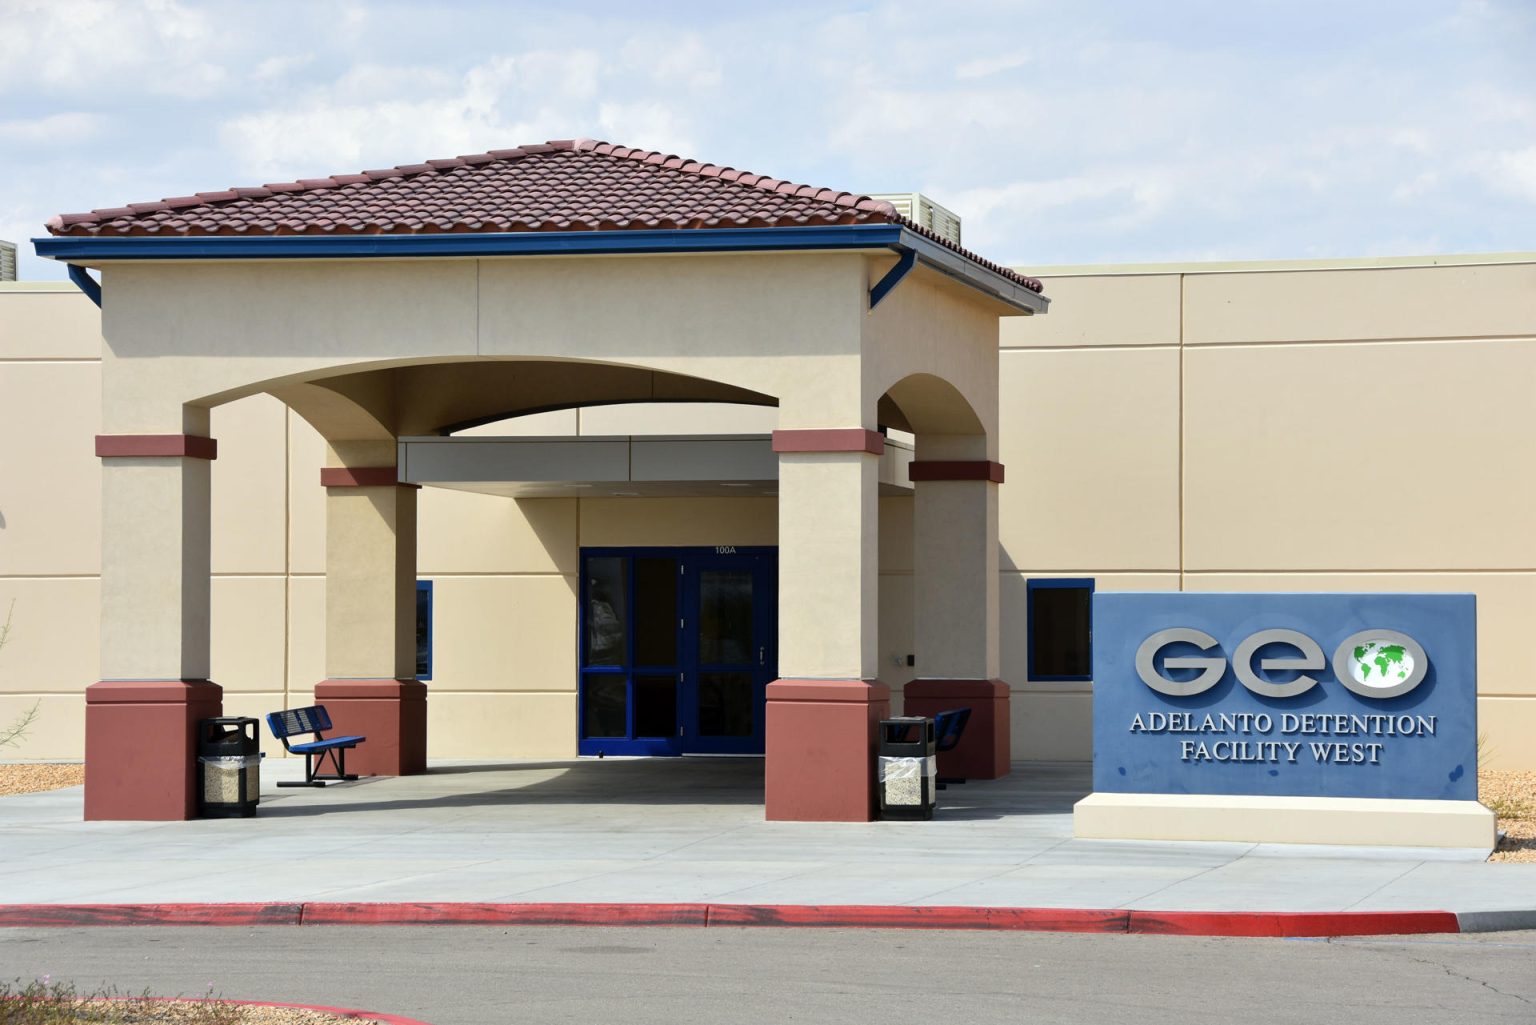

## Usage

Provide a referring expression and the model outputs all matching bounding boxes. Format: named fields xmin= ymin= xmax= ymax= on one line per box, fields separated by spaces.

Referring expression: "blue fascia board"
xmin=33 ymin=223 xmax=1048 ymax=314
xmin=895 ymin=228 xmax=1049 ymax=314
xmin=33 ymin=225 xmax=904 ymax=261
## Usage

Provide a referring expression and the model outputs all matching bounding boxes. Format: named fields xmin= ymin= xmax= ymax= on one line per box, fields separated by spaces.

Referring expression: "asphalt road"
xmin=2 ymin=926 xmax=1534 ymax=1025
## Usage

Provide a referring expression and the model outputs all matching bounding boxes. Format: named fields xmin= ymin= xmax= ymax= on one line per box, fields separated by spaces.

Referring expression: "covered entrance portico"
xmin=37 ymin=137 xmax=1047 ymax=822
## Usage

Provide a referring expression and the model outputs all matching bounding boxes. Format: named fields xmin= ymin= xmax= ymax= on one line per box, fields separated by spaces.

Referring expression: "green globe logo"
xmin=1351 ymin=641 xmax=1414 ymax=689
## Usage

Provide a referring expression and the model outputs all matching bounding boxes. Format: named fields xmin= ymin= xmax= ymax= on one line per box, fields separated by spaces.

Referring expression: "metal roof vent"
xmin=0 ymin=241 xmax=16 ymax=281
xmin=868 ymin=194 xmax=962 ymax=246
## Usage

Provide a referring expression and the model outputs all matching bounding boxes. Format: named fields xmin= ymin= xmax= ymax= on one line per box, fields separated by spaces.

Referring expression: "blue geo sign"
xmin=1092 ymin=593 xmax=1477 ymax=801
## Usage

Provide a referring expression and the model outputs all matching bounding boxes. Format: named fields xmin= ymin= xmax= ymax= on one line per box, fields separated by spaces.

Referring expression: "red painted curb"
xmin=705 ymin=904 xmax=1128 ymax=932
xmin=1126 ymin=910 xmax=1462 ymax=938
xmin=0 ymin=903 xmax=302 ymax=927
xmin=0 ymin=901 xmax=1466 ymax=937
xmin=300 ymin=902 xmax=709 ymax=927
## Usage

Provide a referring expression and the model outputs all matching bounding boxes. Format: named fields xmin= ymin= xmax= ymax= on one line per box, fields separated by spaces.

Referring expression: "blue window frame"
xmin=415 ymin=580 xmax=433 ymax=681
xmin=1027 ymin=578 xmax=1094 ymax=681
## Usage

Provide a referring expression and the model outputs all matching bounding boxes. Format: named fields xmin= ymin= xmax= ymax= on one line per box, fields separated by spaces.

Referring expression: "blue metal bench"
xmin=932 ymin=707 xmax=972 ymax=790
xmin=265 ymin=705 xmax=366 ymax=787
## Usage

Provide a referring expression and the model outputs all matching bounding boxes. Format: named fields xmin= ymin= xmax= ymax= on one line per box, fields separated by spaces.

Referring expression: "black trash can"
xmin=198 ymin=717 xmax=261 ymax=818
xmin=878 ymin=716 xmax=937 ymax=820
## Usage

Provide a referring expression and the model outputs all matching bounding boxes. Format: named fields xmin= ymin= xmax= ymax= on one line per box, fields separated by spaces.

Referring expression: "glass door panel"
xmin=682 ymin=552 xmax=775 ymax=754
xmin=634 ymin=674 xmax=679 ymax=738
xmin=699 ymin=570 xmax=753 ymax=664
xmin=584 ymin=557 xmax=627 ymax=667
xmin=578 ymin=552 xmax=680 ymax=755
xmin=633 ymin=558 xmax=678 ymax=666
xmin=580 ymin=675 xmax=627 ymax=739
xmin=698 ymin=671 xmax=754 ymax=737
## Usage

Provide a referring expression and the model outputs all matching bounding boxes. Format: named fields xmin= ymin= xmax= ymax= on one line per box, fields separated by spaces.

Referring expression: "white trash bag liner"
xmin=199 ymin=754 xmax=259 ymax=804
xmin=878 ymin=755 xmax=937 ymax=806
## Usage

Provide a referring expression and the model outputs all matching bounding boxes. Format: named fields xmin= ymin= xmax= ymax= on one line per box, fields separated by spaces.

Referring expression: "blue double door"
xmin=579 ymin=547 xmax=777 ymax=756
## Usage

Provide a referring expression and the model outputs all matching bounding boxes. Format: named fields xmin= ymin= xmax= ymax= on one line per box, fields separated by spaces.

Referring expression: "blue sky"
xmin=3 ymin=0 xmax=1533 ymax=280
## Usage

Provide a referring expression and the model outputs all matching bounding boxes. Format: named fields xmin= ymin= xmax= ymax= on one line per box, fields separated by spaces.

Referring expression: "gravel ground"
xmin=1482 ymin=768 xmax=1536 ymax=862
xmin=0 ymin=762 xmax=84 ymax=796
xmin=2 ymin=763 xmax=1533 ymax=862
xmin=0 ymin=1000 xmax=400 ymax=1023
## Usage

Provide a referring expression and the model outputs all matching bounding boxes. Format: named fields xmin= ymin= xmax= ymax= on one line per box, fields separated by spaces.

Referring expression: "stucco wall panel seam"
xmin=1189 ymin=568 xmax=1536 ymax=574
xmin=1188 ymin=335 xmax=1536 ymax=349
xmin=1002 ymin=569 xmax=1183 ymax=575
xmin=1000 ymin=343 xmax=1181 ymax=353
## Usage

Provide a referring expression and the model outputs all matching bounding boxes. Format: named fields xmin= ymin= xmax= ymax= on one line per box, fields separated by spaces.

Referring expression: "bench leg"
xmin=274 ymin=746 xmax=361 ymax=787
xmin=276 ymin=751 xmax=329 ymax=787
xmin=326 ymin=745 xmax=360 ymax=783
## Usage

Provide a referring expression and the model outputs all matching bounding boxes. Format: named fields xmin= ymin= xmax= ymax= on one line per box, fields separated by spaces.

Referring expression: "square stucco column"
xmin=902 ymin=462 xmax=1010 ymax=780
xmin=766 ymin=429 xmax=888 ymax=822
xmin=87 ymin=433 xmax=221 ymax=821
xmin=317 ymin=455 xmax=425 ymax=776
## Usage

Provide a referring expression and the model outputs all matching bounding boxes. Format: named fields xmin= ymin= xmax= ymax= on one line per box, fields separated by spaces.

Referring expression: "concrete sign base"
xmin=1073 ymin=792 xmax=1495 ymax=852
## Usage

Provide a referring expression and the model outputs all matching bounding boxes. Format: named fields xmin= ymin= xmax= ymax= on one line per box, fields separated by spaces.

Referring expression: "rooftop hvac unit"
xmin=868 ymin=193 xmax=962 ymax=246
xmin=0 ymin=240 xmax=15 ymax=282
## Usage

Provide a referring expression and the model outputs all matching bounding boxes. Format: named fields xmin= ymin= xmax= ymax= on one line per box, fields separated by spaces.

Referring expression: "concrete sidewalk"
xmin=1 ymin=759 xmax=1533 ymax=924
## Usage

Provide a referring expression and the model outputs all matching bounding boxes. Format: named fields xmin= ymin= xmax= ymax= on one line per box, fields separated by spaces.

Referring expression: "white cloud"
xmin=1477 ymin=146 xmax=1536 ymax=203
xmin=954 ymin=52 xmax=1031 ymax=80
xmin=625 ymin=34 xmax=722 ymax=92
xmin=0 ymin=0 xmax=229 ymax=97
xmin=0 ymin=112 xmax=105 ymax=146
xmin=218 ymin=50 xmax=609 ymax=179
xmin=595 ymin=102 xmax=696 ymax=157
xmin=5 ymin=0 xmax=1535 ymax=280
xmin=253 ymin=53 xmax=315 ymax=82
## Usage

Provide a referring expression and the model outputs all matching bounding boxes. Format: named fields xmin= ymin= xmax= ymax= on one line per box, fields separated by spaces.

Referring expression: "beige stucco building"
xmin=2 ymin=140 xmax=1533 ymax=825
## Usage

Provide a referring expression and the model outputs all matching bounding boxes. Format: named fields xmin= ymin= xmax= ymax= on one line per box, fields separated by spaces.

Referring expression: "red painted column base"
xmin=313 ymin=679 xmax=427 ymax=776
xmin=764 ymin=679 xmax=890 ymax=822
xmin=902 ymin=679 xmax=1011 ymax=780
xmin=84 ymin=680 xmax=223 ymax=821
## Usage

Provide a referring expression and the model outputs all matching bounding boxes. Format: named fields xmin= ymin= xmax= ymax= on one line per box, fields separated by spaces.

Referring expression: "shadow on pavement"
xmin=255 ymin=758 xmax=1091 ymax=822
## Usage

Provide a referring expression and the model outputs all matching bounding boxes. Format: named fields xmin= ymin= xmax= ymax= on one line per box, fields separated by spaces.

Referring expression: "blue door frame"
xmin=579 ymin=546 xmax=777 ymax=757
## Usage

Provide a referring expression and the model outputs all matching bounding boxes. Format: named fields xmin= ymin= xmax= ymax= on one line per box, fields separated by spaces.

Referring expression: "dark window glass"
xmin=699 ymin=672 xmax=753 ymax=737
xmin=585 ymin=557 xmax=628 ymax=666
xmin=700 ymin=569 xmax=753 ymax=665
xmin=634 ymin=674 xmax=678 ymax=738
xmin=582 ymin=676 xmax=627 ymax=738
xmin=415 ymin=581 xmax=433 ymax=680
xmin=1029 ymin=582 xmax=1093 ymax=679
xmin=633 ymin=558 xmax=678 ymax=666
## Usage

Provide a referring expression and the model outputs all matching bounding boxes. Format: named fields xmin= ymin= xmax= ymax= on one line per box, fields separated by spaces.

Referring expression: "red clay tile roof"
xmin=46 ymin=138 xmax=1043 ymax=292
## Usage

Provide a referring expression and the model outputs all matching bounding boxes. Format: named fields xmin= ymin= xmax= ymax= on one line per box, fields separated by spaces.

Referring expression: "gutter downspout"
xmin=868 ymin=248 xmax=917 ymax=310
xmin=67 ymin=264 xmax=102 ymax=307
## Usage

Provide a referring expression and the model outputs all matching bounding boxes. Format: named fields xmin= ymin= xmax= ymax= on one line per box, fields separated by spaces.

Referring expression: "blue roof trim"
xmin=32 ymin=224 xmax=1047 ymax=313
xmin=34 ymin=225 xmax=902 ymax=260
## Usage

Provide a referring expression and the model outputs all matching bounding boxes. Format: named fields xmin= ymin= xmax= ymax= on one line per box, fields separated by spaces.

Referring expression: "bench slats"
xmin=270 ymin=706 xmax=333 ymax=739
